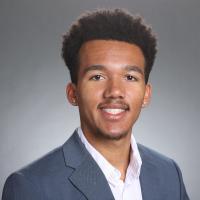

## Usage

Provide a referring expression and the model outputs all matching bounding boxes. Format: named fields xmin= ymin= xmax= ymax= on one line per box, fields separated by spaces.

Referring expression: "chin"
xmin=96 ymin=128 xmax=129 ymax=141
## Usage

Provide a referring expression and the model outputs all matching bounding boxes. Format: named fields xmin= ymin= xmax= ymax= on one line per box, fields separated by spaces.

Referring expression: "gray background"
xmin=0 ymin=0 xmax=199 ymax=199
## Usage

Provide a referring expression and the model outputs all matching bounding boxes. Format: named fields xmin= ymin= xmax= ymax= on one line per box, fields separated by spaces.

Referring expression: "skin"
xmin=66 ymin=40 xmax=151 ymax=180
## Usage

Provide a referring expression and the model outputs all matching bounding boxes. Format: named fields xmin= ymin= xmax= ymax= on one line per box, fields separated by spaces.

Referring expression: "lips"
xmin=98 ymin=102 xmax=129 ymax=111
xmin=98 ymin=102 xmax=129 ymax=120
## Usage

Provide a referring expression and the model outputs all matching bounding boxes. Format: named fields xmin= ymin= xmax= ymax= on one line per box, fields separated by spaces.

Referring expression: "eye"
xmin=125 ymin=75 xmax=138 ymax=81
xmin=90 ymin=74 xmax=104 ymax=81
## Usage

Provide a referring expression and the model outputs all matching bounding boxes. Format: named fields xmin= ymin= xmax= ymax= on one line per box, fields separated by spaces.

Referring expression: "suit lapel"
xmin=69 ymin=155 xmax=115 ymax=200
xmin=138 ymin=144 xmax=161 ymax=200
xmin=62 ymin=131 xmax=115 ymax=200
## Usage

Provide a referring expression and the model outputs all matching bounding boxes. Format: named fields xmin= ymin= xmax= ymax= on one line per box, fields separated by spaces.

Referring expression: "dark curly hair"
xmin=62 ymin=8 xmax=157 ymax=84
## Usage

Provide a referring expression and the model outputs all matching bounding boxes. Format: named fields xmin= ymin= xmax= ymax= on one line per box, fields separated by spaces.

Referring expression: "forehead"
xmin=78 ymin=40 xmax=145 ymax=71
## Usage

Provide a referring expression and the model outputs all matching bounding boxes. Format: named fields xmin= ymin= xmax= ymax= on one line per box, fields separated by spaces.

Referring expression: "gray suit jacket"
xmin=2 ymin=130 xmax=189 ymax=200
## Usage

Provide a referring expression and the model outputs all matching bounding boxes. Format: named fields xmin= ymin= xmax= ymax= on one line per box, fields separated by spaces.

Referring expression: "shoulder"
xmin=138 ymin=143 xmax=174 ymax=164
xmin=2 ymin=140 xmax=79 ymax=199
xmin=2 ymin=146 xmax=65 ymax=199
xmin=138 ymin=143 xmax=183 ymax=180
xmin=5 ymin=146 xmax=67 ymax=184
xmin=8 ymin=132 xmax=80 ymax=181
xmin=3 ymin=131 xmax=83 ymax=188
xmin=138 ymin=144 xmax=184 ymax=186
xmin=137 ymin=144 xmax=190 ymax=199
xmin=20 ymin=145 xmax=66 ymax=177
xmin=4 ymin=143 xmax=72 ymax=187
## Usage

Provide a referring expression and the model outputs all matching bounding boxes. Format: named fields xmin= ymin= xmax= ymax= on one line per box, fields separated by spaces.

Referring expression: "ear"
xmin=66 ymin=83 xmax=78 ymax=106
xmin=142 ymin=84 xmax=152 ymax=108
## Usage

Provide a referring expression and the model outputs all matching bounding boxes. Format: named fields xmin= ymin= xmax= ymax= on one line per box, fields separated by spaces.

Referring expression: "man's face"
xmin=67 ymin=40 xmax=151 ymax=142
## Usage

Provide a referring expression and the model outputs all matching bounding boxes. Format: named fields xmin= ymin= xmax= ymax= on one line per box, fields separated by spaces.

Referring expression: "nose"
xmin=103 ymin=77 xmax=125 ymax=99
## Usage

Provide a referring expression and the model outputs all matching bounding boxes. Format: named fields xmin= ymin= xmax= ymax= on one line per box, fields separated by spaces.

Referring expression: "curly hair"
xmin=62 ymin=8 xmax=157 ymax=84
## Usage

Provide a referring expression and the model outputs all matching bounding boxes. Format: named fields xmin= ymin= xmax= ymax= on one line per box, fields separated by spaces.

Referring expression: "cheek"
xmin=127 ymin=88 xmax=145 ymax=106
xmin=79 ymin=82 xmax=103 ymax=100
xmin=77 ymin=85 xmax=102 ymax=110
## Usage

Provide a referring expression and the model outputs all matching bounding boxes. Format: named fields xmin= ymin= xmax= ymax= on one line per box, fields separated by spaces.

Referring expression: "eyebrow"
xmin=83 ymin=64 xmax=144 ymax=76
xmin=82 ymin=65 xmax=105 ymax=75
xmin=124 ymin=65 xmax=144 ymax=76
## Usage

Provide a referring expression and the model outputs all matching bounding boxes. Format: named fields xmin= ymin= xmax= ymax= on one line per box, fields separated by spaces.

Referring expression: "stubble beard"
xmin=93 ymin=127 xmax=130 ymax=141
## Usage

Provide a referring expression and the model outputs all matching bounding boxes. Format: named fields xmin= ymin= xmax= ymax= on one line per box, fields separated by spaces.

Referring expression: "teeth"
xmin=103 ymin=108 xmax=125 ymax=114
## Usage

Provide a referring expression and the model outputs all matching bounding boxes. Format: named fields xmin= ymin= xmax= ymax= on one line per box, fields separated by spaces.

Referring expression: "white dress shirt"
xmin=77 ymin=127 xmax=143 ymax=200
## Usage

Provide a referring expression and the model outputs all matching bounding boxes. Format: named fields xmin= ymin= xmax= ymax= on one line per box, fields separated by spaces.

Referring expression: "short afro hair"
xmin=62 ymin=8 xmax=157 ymax=84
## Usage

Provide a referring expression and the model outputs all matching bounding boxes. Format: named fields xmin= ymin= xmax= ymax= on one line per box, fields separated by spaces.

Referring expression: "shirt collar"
xmin=77 ymin=127 xmax=142 ymax=183
xmin=127 ymin=134 xmax=142 ymax=179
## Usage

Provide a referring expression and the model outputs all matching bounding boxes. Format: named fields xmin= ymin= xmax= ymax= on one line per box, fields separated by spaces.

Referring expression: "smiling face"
xmin=67 ymin=40 xmax=151 ymax=143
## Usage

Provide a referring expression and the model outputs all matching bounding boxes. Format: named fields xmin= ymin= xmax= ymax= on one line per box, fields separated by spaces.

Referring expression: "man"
xmin=2 ymin=8 xmax=189 ymax=200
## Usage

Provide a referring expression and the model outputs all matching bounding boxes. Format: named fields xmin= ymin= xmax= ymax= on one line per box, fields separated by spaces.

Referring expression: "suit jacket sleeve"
xmin=2 ymin=173 xmax=43 ymax=200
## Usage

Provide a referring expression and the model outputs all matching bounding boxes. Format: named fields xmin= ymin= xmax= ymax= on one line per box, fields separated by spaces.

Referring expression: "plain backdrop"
xmin=0 ymin=0 xmax=199 ymax=199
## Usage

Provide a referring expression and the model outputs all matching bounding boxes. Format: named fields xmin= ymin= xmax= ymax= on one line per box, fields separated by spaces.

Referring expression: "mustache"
xmin=97 ymin=99 xmax=129 ymax=110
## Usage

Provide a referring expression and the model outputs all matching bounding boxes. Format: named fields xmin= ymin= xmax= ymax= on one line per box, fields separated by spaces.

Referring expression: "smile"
xmin=102 ymin=108 xmax=125 ymax=115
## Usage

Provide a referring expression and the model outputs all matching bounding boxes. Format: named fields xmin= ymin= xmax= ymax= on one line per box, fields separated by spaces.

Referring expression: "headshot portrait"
xmin=0 ymin=0 xmax=199 ymax=199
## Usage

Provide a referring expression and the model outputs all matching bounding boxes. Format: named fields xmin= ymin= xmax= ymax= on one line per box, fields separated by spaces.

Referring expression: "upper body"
xmin=2 ymin=8 xmax=190 ymax=199
xmin=2 ymin=130 xmax=189 ymax=200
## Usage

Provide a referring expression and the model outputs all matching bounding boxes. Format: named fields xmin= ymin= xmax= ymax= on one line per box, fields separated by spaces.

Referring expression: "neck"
xmin=83 ymin=130 xmax=132 ymax=181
